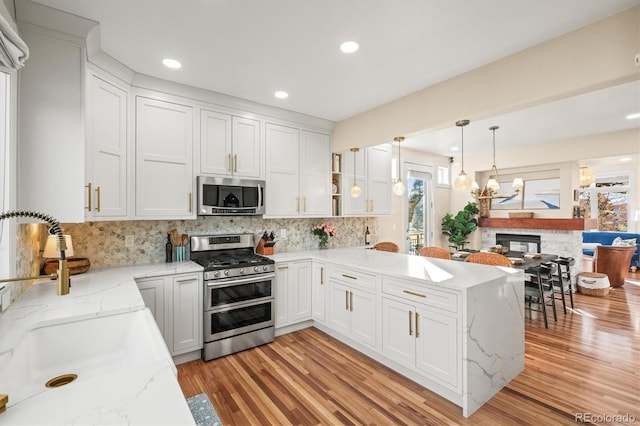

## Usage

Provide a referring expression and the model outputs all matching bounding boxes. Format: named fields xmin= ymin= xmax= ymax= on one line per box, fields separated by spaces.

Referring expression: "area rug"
xmin=186 ymin=393 xmax=223 ymax=426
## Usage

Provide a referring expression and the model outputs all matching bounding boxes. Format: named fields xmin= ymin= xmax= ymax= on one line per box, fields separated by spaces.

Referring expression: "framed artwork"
xmin=490 ymin=182 xmax=524 ymax=210
xmin=523 ymin=178 xmax=560 ymax=209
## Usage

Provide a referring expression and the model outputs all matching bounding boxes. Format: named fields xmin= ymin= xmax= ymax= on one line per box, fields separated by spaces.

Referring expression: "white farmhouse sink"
xmin=1 ymin=309 xmax=173 ymax=405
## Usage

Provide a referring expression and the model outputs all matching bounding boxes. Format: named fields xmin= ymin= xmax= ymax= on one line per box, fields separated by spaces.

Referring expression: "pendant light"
xmin=470 ymin=126 xmax=523 ymax=199
xmin=453 ymin=120 xmax=472 ymax=191
xmin=393 ymin=136 xmax=406 ymax=196
xmin=579 ymin=166 xmax=595 ymax=187
xmin=350 ymin=147 xmax=362 ymax=198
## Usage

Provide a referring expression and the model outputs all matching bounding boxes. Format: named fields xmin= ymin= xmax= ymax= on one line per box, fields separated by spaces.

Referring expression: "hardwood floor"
xmin=178 ymin=271 xmax=640 ymax=425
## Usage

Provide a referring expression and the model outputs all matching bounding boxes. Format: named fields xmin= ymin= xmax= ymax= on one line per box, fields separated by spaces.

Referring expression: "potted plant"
xmin=441 ymin=202 xmax=480 ymax=251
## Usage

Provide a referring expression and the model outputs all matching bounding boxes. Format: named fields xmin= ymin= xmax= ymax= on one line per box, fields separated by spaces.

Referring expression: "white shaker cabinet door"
xmin=136 ymin=277 xmax=166 ymax=341
xmin=232 ymin=116 xmax=261 ymax=179
xmin=341 ymin=148 xmax=368 ymax=216
xmin=312 ymin=262 xmax=327 ymax=323
xmin=415 ymin=306 xmax=459 ymax=389
xmin=135 ymin=97 xmax=194 ymax=219
xmin=199 ymin=109 xmax=232 ymax=176
xmin=366 ymin=145 xmax=392 ymax=215
xmin=349 ymin=287 xmax=377 ymax=349
xmin=265 ymin=123 xmax=300 ymax=216
xmin=327 ymin=282 xmax=351 ymax=337
xmin=170 ymin=274 xmax=203 ymax=355
xmin=382 ymin=297 xmax=415 ymax=369
xmin=299 ymin=130 xmax=331 ymax=216
xmin=86 ymin=73 xmax=128 ymax=219
xmin=289 ymin=261 xmax=312 ymax=323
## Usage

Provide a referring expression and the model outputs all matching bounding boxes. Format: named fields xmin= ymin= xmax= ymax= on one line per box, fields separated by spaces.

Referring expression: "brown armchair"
xmin=594 ymin=245 xmax=635 ymax=287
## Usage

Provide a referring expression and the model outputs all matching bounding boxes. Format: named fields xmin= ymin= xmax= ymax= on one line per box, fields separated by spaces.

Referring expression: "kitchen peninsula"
xmin=271 ymin=247 xmax=525 ymax=417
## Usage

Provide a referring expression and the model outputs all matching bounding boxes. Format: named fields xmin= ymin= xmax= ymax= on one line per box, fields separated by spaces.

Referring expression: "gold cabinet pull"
xmin=342 ymin=274 xmax=357 ymax=280
xmin=403 ymin=290 xmax=426 ymax=298
xmin=370 ymin=199 xmax=374 ymax=212
xmin=349 ymin=291 xmax=353 ymax=312
xmin=85 ymin=182 xmax=92 ymax=211
xmin=228 ymin=154 xmax=232 ymax=171
xmin=409 ymin=311 xmax=413 ymax=336
xmin=188 ymin=192 xmax=192 ymax=213
xmin=303 ymin=197 xmax=307 ymax=212
xmin=277 ymin=265 xmax=289 ymax=270
xmin=320 ymin=267 xmax=324 ymax=285
xmin=95 ymin=186 xmax=101 ymax=212
xmin=345 ymin=290 xmax=349 ymax=310
xmin=415 ymin=312 xmax=420 ymax=337
xmin=234 ymin=154 xmax=238 ymax=172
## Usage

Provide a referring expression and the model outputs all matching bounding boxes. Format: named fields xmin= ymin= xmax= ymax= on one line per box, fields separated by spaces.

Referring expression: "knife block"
xmin=256 ymin=239 xmax=274 ymax=255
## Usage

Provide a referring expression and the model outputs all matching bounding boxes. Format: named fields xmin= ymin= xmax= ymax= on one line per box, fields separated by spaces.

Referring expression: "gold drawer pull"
xmin=409 ymin=311 xmax=413 ymax=336
xmin=349 ymin=291 xmax=353 ymax=312
xmin=342 ymin=274 xmax=357 ymax=280
xmin=277 ymin=265 xmax=288 ymax=270
xmin=403 ymin=290 xmax=426 ymax=298
xmin=85 ymin=182 xmax=92 ymax=211
xmin=95 ymin=186 xmax=101 ymax=212
xmin=345 ymin=290 xmax=349 ymax=310
xmin=415 ymin=312 xmax=420 ymax=338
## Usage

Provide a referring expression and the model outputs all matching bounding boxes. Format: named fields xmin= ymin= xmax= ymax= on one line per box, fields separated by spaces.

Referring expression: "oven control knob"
xmin=254 ymin=266 xmax=259 ymax=272
xmin=263 ymin=265 xmax=268 ymax=271
xmin=239 ymin=268 xmax=244 ymax=274
xmin=224 ymin=270 xmax=229 ymax=276
xmin=213 ymin=271 xmax=220 ymax=278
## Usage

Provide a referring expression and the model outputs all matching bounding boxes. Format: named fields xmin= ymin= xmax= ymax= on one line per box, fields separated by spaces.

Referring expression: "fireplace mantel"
xmin=478 ymin=217 xmax=587 ymax=231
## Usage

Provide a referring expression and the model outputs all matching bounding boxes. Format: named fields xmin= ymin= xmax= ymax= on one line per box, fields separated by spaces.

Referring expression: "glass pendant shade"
xmin=393 ymin=180 xmax=405 ymax=195
xmin=454 ymin=171 xmax=472 ymax=191
xmin=350 ymin=182 xmax=362 ymax=198
xmin=579 ymin=167 xmax=595 ymax=186
xmin=470 ymin=180 xmax=480 ymax=192
xmin=512 ymin=177 xmax=524 ymax=192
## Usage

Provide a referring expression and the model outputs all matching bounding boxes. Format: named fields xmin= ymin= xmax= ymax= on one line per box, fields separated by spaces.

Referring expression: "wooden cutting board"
xmin=43 ymin=258 xmax=91 ymax=275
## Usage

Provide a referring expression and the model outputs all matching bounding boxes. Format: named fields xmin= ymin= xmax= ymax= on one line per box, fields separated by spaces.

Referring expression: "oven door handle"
xmin=207 ymin=272 xmax=276 ymax=287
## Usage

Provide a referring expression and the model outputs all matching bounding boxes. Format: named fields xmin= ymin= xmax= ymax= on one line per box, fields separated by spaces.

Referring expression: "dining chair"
xmin=417 ymin=246 xmax=451 ymax=260
xmin=464 ymin=252 xmax=512 ymax=267
xmin=551 ymin=257 xmax=575 ymax=314
xmin=524 ymin=262 xmax=558 ymax=329
xmin=371 ymin=242 xmax=400 ymax=253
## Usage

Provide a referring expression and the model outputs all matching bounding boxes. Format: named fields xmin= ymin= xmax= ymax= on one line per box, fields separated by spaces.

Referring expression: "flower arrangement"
xmin=311 ymin=223 xmax=337 ymax=249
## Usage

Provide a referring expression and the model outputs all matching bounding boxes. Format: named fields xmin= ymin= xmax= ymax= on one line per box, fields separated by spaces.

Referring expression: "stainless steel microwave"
xmin=197 ymin=176 xmax=265 ymax=216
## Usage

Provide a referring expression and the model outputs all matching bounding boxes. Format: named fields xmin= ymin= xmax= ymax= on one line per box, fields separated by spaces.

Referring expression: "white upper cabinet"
xmin=265 ymin=123 xmax=331 ymax=217
xmin=85 ymin=73 xmax=128 ymax=220
xmin=300 ymin=130 xmax=332 ymax=216
xmin=135 ymin=96 xmax=195 ymax=219
xmin=199 ymin=110 xmax=261 ymax=179
xmin=342 ymin=144 xmax=391 ymax=216
xmin=18 ymin=26 xmax=86 ymax=223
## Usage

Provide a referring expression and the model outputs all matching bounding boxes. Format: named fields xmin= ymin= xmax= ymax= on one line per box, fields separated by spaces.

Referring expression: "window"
xmin=579 ymin=174 xmax=632 ymax=231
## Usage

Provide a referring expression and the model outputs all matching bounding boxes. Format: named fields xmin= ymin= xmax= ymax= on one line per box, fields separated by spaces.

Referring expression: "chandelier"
xmin=470 ymin=126 xmax=523 ymax=200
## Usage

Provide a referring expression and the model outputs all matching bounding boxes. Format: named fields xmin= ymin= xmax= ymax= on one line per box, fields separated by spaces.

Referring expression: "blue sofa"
xmin=582 ymin=231 xmax=640 ymax=267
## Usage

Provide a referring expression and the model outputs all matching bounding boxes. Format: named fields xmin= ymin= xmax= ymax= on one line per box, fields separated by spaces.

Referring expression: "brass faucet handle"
xmin=0 ymin=392 xmax=8 ymax=413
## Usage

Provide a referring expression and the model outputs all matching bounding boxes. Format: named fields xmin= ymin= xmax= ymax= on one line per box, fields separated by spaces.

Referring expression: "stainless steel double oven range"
xmin=190 ymin=234 xmax=275 ymax=361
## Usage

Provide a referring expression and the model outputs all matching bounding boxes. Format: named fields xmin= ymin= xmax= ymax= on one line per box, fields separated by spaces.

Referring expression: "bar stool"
xmin=524 ymin=262 xmax=558 ymax=329
xmin=552 ymin=257 xmax=575 ymax=314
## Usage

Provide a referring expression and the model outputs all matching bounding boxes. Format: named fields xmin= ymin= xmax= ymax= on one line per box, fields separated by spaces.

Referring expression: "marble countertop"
xmin=268 ymin=247 xmax=519 ymax=290
xmin=0 ymin=261 xmax=202 ymax=425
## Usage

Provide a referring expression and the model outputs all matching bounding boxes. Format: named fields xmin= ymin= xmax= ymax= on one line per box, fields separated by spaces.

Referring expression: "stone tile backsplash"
xmin=20 ymin=216 xmax=378 ymax=270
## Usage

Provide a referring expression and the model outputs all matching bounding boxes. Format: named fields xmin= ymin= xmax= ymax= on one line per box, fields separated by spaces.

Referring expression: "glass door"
xmin=404 ymin=164 xmax=434 ymax=254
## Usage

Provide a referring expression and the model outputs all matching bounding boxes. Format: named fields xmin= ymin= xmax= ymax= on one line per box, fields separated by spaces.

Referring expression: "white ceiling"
xmin=28 ymin=0 xmax=640 ymax=155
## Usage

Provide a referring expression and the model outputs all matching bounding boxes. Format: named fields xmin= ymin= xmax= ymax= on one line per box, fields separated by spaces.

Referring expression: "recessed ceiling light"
xmin=450 ymin=146 xmax=459 ymax=151
xmin=274 ymin=91 xmax=288 ymax=99
xmin=626 ymin=112 xmax=640 ymax=120
xmin=162 ymin=58 xmax=182 ymax=69
xmin=619 ymin=157 xmax=632 ymax=162
xmin=340 ymin=41 xmax=359 ymax=53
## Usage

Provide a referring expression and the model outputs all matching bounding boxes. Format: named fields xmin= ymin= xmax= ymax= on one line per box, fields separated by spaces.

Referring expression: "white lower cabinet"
xmin=275 ymin=261 xmax=312 ymax=328
xmin=311 ymin=261 xmax=327 ymax=323
xmin=327 ymin=268 xmax=377 ymax=349
xmin=135 ymin=273 xmax=203 ymax=356
xmin=381 ymin=287 xmax=460 ymax=392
